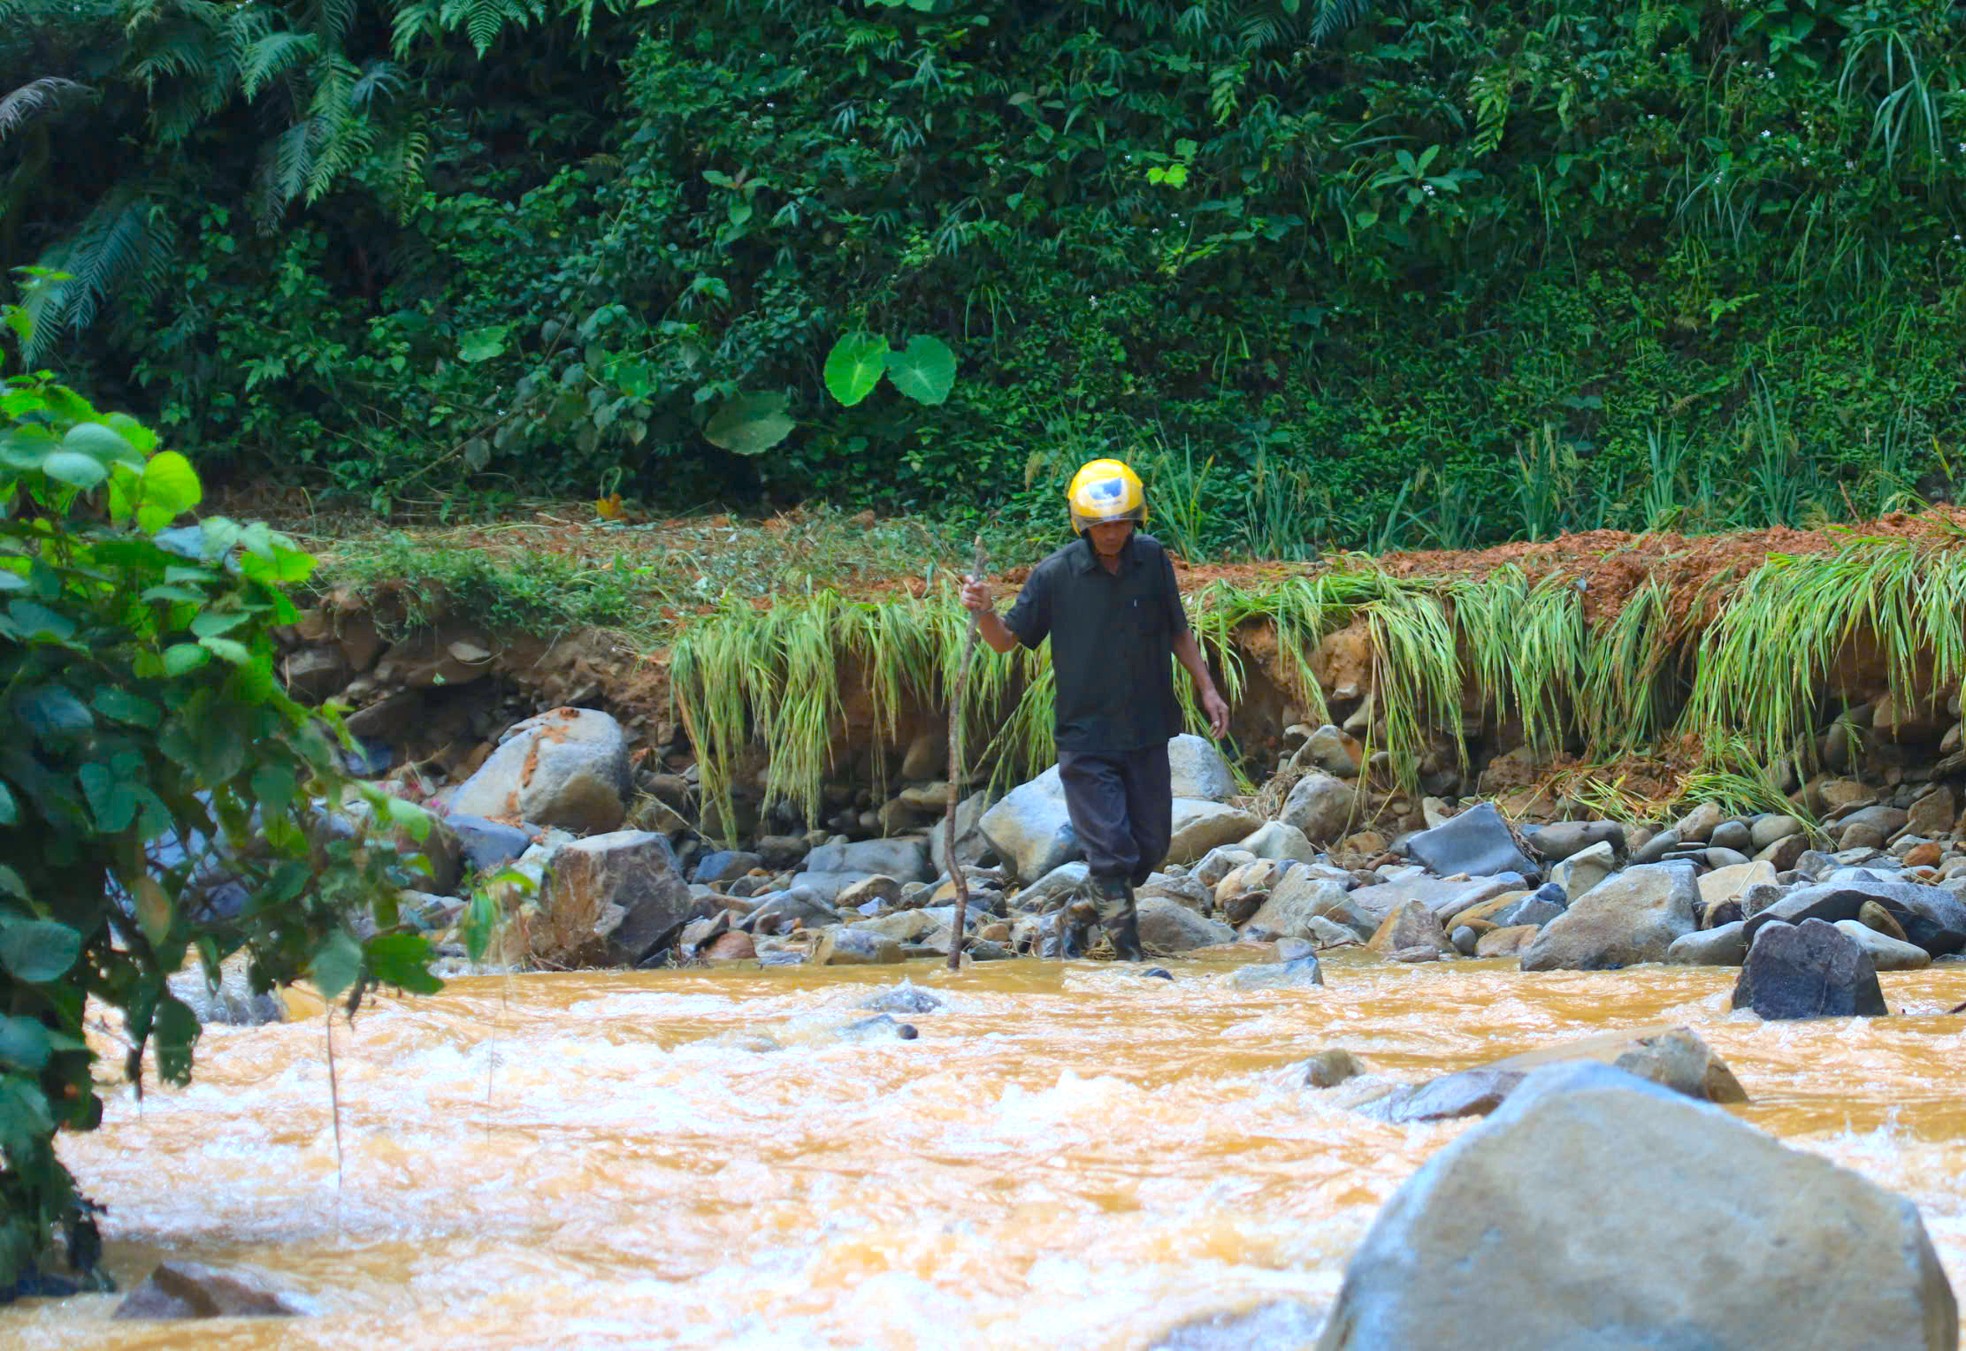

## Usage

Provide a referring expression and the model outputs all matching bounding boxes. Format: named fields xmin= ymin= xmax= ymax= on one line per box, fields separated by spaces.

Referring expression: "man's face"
xmin=1087 ymin=519 xmax=1134 ymax=557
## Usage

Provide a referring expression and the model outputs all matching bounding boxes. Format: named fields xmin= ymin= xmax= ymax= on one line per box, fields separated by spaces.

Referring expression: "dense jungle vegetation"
xmin=3 ymin=0 xmax=1964 ymax=550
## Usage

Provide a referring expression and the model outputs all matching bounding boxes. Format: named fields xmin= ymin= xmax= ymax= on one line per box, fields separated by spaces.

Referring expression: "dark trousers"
xmin=1057 ymin=744 xmax=1173 ymax=889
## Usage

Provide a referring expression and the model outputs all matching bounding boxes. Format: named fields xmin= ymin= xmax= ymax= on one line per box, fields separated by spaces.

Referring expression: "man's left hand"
xmin=1201 ymin=687 xmax=1231 ymax=739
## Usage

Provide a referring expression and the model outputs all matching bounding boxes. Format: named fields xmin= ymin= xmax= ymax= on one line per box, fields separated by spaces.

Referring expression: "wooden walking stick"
xmin=944 ymin=534 xmax=988 ymax=973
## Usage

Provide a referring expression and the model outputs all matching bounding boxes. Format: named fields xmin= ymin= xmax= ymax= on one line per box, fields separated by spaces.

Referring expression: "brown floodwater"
xmin=7 ymin=951 xmax=1966 ymax=1349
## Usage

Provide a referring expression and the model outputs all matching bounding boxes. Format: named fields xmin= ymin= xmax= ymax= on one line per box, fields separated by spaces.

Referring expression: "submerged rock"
xmin=1732 ymin=919 xmax=1888 ymax=1019
xmin=114 ymin=1261 xmax=304 ymax=1320
xmin=1229 ymin=955 xmax=1325 ymax=990
xmin=167 ymin=952 xmax=285 ymax=1027
xmin=1302 ymin=1048 xmax=1366 ymax=1088
xmin=860 ymin=980 xmax=943 ymax=1014
xmin=835 ymin=1014 xmax=918 ymax=1043
xmin=1316 ymin=1063 xmax=1954 ymax=1350
xmin=1152 ymin=1301 xmax=1325 ymax=1351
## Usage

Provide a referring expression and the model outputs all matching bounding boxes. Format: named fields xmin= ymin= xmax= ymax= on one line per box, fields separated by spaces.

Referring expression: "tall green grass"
xmin=671 ymin=535 xmax=1966 ymax=832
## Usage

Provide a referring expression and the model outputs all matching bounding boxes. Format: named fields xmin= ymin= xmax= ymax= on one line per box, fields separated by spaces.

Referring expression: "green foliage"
xmin=3 ymin=0 xmax=1965 ymax=528
xmin=0 ymin=286 xmax=443 ymax=1291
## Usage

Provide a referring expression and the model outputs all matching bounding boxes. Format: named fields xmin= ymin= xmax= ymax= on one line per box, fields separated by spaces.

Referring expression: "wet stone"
xmin=1303 ymin=1048 xmax=1368 ymax=1089
xmin=860 ymin=980 xmax=943 ymax=1014
xmin=114 ymin=1261 xmax=303 ymax=1320
xmin=836 ymin=1014 xmax=918 ymax=1043
xmin=1732 ymin=919 xmax=1888 ymax=1019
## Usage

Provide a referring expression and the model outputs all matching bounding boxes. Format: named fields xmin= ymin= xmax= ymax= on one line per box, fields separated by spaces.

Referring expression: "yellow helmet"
xmin=1066 ymin=458 xmax=1147 ymax=534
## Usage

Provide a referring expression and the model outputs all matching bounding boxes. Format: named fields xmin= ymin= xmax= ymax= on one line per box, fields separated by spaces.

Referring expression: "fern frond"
xmin=440 ymin=0 xmax=544 ymax=57
xmin=306 ymin=0 xmax=358 ymax=43
xmin=29 ymin=190 xmax=178 ymax=353
xmin=390 ymin=0 xmax=440 ymax=58
xmin=0 ymin=77 xmax=92 ymax=146
xmin=1309 ymin=0 xmax=1371 ymax=44
xmin=239 ymin=31 xmax=317 ymax=100
xmin=257 ymin=119 xmax=316 ymax=220
xmin=350 ymin=59 xmax=407 ymax=110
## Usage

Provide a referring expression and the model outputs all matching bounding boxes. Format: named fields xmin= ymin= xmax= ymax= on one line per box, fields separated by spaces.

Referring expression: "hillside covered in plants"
xmin=4 ymin=0 xmax=1964 ymax=544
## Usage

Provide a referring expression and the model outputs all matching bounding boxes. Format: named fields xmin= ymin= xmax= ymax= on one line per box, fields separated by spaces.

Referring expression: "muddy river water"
xmin=7 ymin=952 xmax=1966 ymax=1348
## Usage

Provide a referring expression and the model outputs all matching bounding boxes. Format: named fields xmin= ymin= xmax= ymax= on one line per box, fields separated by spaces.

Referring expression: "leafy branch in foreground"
xmin=0 ymin=282 xmax=443 ymax=1293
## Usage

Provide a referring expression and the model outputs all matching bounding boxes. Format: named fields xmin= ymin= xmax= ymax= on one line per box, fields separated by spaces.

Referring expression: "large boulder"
xmin=1136 ymin=896 xmax=1235 ymax=953
xmin=979 ymin=771 xmax=1080 ymax=883
xmin=1405 ymin=802 xmax=1535 ymax=880
xmin=1732 ymin=918 xmax=1889 ymax=1019
xmin=531 ymin=830 xmax=693 ymax=967
xmin=1278 ymin=772 xmax=1355 ymax=845
xmin=1549 ymin=840 xmax=1615 ymax=901
xmin=449 ymin=708 xmax=633 ymax=834
xmin=1165 ymin=800 xmax=1263 ymax=864
xmin=1166 ymin=733 xmax=1238 ymax=802
xmin=1519 ymin=863 xmax=1698 ymax=971
xmin=930 ymin=788 xmax=995 ymax=877
xmin=803 ymin=837 xmax=934 ymax=882
xmin=1316 ymin=1063 xmax=1955 ymax=1351
xmin=1742 ymin=877 xmax=1966 ymax=957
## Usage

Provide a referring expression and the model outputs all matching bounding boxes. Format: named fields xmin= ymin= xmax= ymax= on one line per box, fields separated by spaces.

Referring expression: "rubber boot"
xmin=1059 ymin=898 xmax=1099 ymax=960
xmin=1103 ymin=895 xmax=1146 ymax=963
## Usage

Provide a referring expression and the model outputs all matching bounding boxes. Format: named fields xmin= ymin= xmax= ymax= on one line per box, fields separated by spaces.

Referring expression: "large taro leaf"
xmin=704 ymin=392 xmax=795 ymax=456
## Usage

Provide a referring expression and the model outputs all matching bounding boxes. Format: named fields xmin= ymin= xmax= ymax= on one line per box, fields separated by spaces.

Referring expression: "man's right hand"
xmin=959 ymin=575 xmax=993 ymax=614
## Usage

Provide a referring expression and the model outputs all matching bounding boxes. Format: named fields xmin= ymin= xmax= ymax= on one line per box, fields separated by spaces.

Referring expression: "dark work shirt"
xmin=1002 ymin=532 xmax=1191 ymax=753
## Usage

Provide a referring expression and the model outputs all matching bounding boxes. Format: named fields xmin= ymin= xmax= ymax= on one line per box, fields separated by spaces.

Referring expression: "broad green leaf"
xmin=63 ymin=421 xmax=142 ymax=468
xmin=191 ymin=609 xmax=252 ymax=639
xmin=310 ymin=929 xmax=363 ymax=999
xmin=251 ymin=762 xmax=296 ymax=816
xmin=19 ymin=685 xmax=92 ymax=739
xmin=0 ymin=1018 xmax=50 ymax=1074
xmin=0 ymin=571 xmax=25 ymax=594
xmin=364 ymin=933 xmax=442 ymax=995
xmin=884 ymin=336 xmax=957 ymax=405
xmin=0 ymin=782 xmax=13 ymax=827
xmin=132 ymin=877 xmax=174 ymax=953
xmin=457 ymin=326 xmax=508 ymax=363
xmin=383 ymin=796 xmax=432 ymax=843
xmin=823 ymin=333 xmax=890 ymax=407
xmin=142 ymin=584 xmax=208 ymax=604
xmin=5 ymin=600 xmax=76 ymax=643
xmin=239 ymin=545 xmax=315 ymax=585
xmin=0 ymin=866 xmax=22 ymax=899
xmin=0 ymin=921 xmax=82 ymax=983
xmin=0 ymin=1076 xmax=54 ymax=1163
xmin=93 ymin=687 xmax=161 ymax=728
xmin=163 ymin=643 xmax=211 ymax=676
xmin=40 ymin=451 xmax=108 ymax=490
xmin=79 ymin=762 xmax=138 ymax=833
xmin=703 ymin=392 xmax=795 ymax=456
xmin=136 ymin=452 xmax=202 ymax=531
xmin=198 ymin=635 xmax=252 ymax=664
xmin=152 ymin=995 xmax=199 ymax=1085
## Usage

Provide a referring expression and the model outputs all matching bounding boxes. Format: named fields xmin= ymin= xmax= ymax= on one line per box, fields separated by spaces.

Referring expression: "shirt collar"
xmin=1071 ymin=532 xmax=1136 ymax=574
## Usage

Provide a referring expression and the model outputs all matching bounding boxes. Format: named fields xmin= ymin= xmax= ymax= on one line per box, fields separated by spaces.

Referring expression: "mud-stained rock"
xmin=1483 ymin=1025 xmax=1748 ymax=1104
xmin=449 ymin=708 xmax=633 ymax=834
xmin=1165 ymin=800 xmax=1263 ymax=864
xmin=1320 ymin=1063 xmax=1956 ymax=1351
xmin=1367 ymin=899 xmax=1453 ymax=957
xmin=1278 ymin=772 xmax=1355 ymax=845
xmin=1475 ymin=924 xmax=1539 ymax=957
xmin=532 ymin=830 xmax=693 ymax=968
xmin=1550 ymin=840 xmax=1615 ymax=900
xmin=814 ymin=927 xmax=904 ymax=966
xmin=1229 ymin=954 xmax=1325 ymax=990
xmin=1302 ymin=1048 xmax=1366 ymax=1087
xmin=114 ymin=1261 xmax=304 ymax=1320
xmin=1834 ymin=919 xmax=1932 ymax=971
xmin=1243 ymin=872 xmax=1352 ymax=941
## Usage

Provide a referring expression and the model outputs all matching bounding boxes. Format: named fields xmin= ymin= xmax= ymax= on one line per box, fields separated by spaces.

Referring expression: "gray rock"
xmin=1751 ymin=813 xmax=1804 ymax=849
xmin=1672 ymin=800 xmax=1725 ymax=843
xmin=930 ymin=788 xmax=995 ymax=877
xmin=1136 ymin=897 xmax=1236 ymax=953
xmin=1519 ymin=863 xmax=1699 ymax=971
xmin=1316 ymin=1063 xmax=1954 ymax=1351
xmin=1166 ymin=800 xmax=1264 ymax=864
xmin=1550 ymin=840 xmax=1616 ymax=901
xmin=1740 ymin=880 xmax=1787 ymax=918
xmin=1306 ymin=915 xmax=1365 ymax=949
xmin=113 ymin=1260 xmax=303 ymax=1320
xmin=1368 ymin=898 xmax=1454 ymax=956
xmin=1833 ymin=919 xmax=1932 ymax=972
xmin=446 ymin=814 xmax=534 ymax=874
xmin=835 ymin=1013 xmax=917 ymax=1042
xmin=1302 ymin=1048 xmax=1365 ymax=1087
xmin=449 ymin=708 xmax=633 ymax=834
xmin=1450 ymin=924 xmax=1479 ymax=956
xmin=166 ymin=953 xmax=285 ymax=1027
xmin=756 ymin=834 xmax=811 ymax=870
xmin=1167 ymin=733 xmax=1238 ymax=802
xmin=740 ymin=886 xmax=841 ymax=935
xmin=1629 ymin=827 xmax=1681 ymax=865
xmin=815 ymin=927 xmax=905 ymax=966
xmin=1704 ymin=846 xmax=1753 ymax=869
xmin=835 ymin=874 xmax=903 ymax=910
xmin=1666 ymin=920 xmax=1748 ymax=966
xmin=1237 ymin=820 xmax=1320 ymax=864
xmin=1487 ymin=895 xmax=1564 ymax=929
xmin=1365 ymin=1068 xmax=1523 ymax=1124
xmin=804 ymin=837 xmax=934 ymax=883
xmin=1350 ymin=873 xmax=1519 ymax=927
xmin=1228 ymin=954 xmax=1326 ymax=989
xmin=1278 ymin=772 xmax=1355 ymax=845
xmin=1732 ymin=919 xmax=1888 ymax=1019
xmin=1522 ymin=820 xmax=1624 ymax=863
xmin=978 ymin=770 xmax=1081 ymax=883
xmin=1192 ymin=845 xmax=1257 ymax=888
xmin=532 ymin=830 xmax=693 ymax=967
xmin=1743 ymin=877 xmax=1966 ymax=956
xmin=1404 ymin=802 xmax=1535 ymax=880
xmin=1242 ymin=869 xmax=1353 ymax=940
xmin=691 ymin=850 xmax=761 ymax=885
xmin=1154 ymin=1301 xmax=1325 ymax=1351
xmin=860 ymin=980 xmax=943 ymax=1014
xmin=1300 ymin=724 xmax=1363 ymax=777
xmin=1709 ymin=819 xmax=1753 ymax=853
xmin=1840 ymin=804 xmax=1910 ymax=839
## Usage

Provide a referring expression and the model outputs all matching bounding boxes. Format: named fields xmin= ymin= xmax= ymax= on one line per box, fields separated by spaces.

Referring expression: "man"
xmin=960 ymin=458 xmax=1231 ymax=961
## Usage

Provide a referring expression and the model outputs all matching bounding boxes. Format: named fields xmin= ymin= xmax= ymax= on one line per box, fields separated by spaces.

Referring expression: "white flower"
xmin=1760 ymin=130 xmax=1772 ymax=139
xmin=1423 ymin=184 xmax=1435 ymax=195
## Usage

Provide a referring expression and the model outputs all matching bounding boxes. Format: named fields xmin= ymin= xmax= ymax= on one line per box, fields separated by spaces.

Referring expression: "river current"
xmin=7 ymin=951 xmax=1966 ymax=1348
